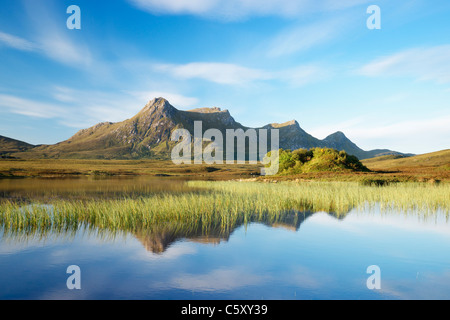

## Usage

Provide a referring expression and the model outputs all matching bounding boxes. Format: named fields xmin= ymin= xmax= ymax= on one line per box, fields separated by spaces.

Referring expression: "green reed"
xmin=1 ymin=180 xmax=449 ymax=237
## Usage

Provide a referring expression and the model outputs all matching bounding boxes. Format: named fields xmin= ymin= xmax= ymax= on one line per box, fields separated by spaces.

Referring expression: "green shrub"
xmin=272 ymin=148 xmax=370 ymax=175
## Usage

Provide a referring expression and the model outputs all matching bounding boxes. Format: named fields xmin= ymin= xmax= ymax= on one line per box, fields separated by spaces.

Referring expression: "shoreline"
xmin=0 ymin=158 xmax=448 ymax=182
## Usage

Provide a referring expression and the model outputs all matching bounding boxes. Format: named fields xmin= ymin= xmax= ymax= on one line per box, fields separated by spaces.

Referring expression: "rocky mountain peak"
xmin=140 ymin=97 xmax=175 ymax=114
xmin=184 ymin=106 xmax=237 ymax=127
xmin=284 ymin=120 xmax=300 ymax=127
xmin=266 ymin=120 xmax=301 ymax=130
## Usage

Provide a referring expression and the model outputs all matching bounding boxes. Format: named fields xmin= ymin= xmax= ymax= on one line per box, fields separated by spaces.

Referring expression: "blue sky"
xmin=0 ymin=0 xmax=449 ymax=154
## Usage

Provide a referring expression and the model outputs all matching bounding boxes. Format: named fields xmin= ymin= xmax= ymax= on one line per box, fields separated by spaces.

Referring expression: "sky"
xmin=0 ymin=0 xmax=449 ymax=154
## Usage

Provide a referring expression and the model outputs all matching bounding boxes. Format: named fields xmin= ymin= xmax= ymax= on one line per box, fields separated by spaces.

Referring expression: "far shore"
xmin=0 ymin=158 xmax=448 ymax=183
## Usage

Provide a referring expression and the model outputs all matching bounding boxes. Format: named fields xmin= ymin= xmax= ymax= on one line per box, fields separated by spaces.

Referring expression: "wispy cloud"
xmin=278 ymin=65 xmax=332 ymax=86
xmin=37 ymin=32 xmax=92 ymax=67
xmin=1 ymin=86 xmax=200 ymax=129
xmin=0 ymin=28 xmax=91 ymax=68
xmin=0 ymin=31 xmax=36 ymax=52
xmin=129 ymin=0 xmax=371 ymax=20
xmin=0 ymin=94 xmax=65 ymax=118
xmin=166 ymin=268 xmax=268 ymax=291
xmin=358 ymin=45 xmax=450 ymax=84
xmin=130 ymin=0 xmax=217 ymax=16
xmin=52 ymin=86 xmax=78 ymax=103
xmin=154 ymin=61 xmax=330 ymax=87
xmin=49 ymin=88 xmax=162 ymax=127
xmin=7 ymin=0 xmax=93 ymax=67
xmin=267 ymin=17 xmax=348 ymax=57
xmin=154 ymin=62 xmax=272 ymax=85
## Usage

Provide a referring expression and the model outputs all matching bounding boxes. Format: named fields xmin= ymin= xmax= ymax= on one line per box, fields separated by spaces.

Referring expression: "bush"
xmin=270 ymin=147 xmax=370 ymax=175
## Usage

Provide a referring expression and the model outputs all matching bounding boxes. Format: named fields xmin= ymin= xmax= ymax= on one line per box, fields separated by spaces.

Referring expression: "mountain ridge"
xmin=0 ymin=135 xmax=35 ymax=158
xmin=2 ymin=97 xmax=411 ymax=160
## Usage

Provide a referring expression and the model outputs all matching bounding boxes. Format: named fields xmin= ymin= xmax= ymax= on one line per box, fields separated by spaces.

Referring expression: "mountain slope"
xmin=11 ymin=97 xmax=408 ymax=160
xmin=0 ymin=135 xmax=35 ymax=158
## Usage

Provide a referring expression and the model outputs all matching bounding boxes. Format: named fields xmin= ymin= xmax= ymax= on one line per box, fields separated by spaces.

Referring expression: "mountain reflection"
xmin=135 ymin=210 xmax=341 ymax=253
xmin=0 ymin=209 xmax=346 ymax=253
xmin=1 ymin=210 xmax=341 ymax=254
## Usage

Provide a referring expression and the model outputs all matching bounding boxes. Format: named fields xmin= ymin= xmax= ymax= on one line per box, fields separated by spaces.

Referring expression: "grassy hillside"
xmin=354 ymin=149 xmax=450 ymax=183
xmin=0 ymin=136 xmax=34 ymax=158
xmin=363 ymin=149 xmax=450 ymax=171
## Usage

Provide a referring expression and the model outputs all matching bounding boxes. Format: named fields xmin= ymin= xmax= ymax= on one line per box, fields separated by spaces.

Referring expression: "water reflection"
xmin=1 ymin=206 xmax=450 ymax=300
xmin=0 ymin=176 xmax=199 ymax=202
xmin=134 ymin=210 xmax=316 ymax=253
xmin=1 ymin=209 xmax=319 ymax=253
xmin=1 ymin=178 xmax=450 ymax=299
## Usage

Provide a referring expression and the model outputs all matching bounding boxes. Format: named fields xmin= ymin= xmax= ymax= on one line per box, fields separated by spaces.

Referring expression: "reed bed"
xmin=1 ymin=180 xmax=449 ymax=238
xmin=190 ymin=181 xmax=450 ymax=215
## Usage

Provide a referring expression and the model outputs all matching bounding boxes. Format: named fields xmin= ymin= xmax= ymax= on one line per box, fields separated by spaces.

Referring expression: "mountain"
xmin=321 ymin=131 xmax=412 ymax=160
xmin=0 ymin=135 xmax=35 ymax=158
xmin=6 ymin=97 xmax=409 ymax=160
xmin=263 ymin=120 xmax=324 ymax=150
xmin=19 ymin=98 xmax=246 ymax=159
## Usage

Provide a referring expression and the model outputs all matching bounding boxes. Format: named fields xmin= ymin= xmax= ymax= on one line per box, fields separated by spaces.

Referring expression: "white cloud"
xmin=267 ymin=17 xmax=347 ymax=57
xmin=0 ymin=94 xmax=65 ymax=118
xmin=279 ymin=65 xmax=332 ymax=86
xmin=0 ymin=87 xmax=200 ymax=130
xmin=154 ymin=61 xmax=329 ymax=87
xmin=38 ymin=33 xmax=92 ymax=67
xmin=167 ymin=268 xmax=267 ymax=291
xmin=154 ymin=62 xmax=272 ymax=85
xmin=0 ymin=28 xmax=91 ymax=67
xmin=130 ymin=0 xmax=218 ymax=15
xmin=358 ymin=45 xmax=450 ymax=84
xmin=129 ymin=0 xmax=371 ymax=20
xmin=0 ymin=31 xmax=36 ymax=51
xmin=52 ymin=86 xmax=78 ymax=103
xmin=15 ymin=1 xmax=93 ymax=67
xmin=0 ymin=91 xmax=119 ymax=128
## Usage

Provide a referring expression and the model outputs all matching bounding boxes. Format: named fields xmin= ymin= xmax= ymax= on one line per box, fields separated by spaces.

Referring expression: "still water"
xmin=0 ymin=178 xmax=449 ymax=300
